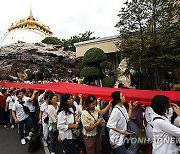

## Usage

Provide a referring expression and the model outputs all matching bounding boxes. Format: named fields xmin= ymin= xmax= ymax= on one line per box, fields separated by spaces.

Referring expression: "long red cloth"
xmin=0 ymin=81 xmax=179 ymax=105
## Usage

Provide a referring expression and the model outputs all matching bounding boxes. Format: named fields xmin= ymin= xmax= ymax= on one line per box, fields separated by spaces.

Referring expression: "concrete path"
xmin=0 ymin=125 xmax=44 ymax=154
xmin=0 ymin=125 xmax=112 ymax=154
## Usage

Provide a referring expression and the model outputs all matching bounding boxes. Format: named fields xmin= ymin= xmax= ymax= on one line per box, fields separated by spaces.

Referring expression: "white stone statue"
xmin=114 ymin=58 xmax=131 ymax=88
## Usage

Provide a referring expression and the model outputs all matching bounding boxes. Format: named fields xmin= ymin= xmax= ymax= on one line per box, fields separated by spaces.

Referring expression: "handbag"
xmin=44 ymin=116 xmax=49 ymax=124
xmin=28 ymin=124 xmax=42 ymax=152
xmin=23 ymin=105 xmax=30 ymax=114
xmin=49 ymin=123 xmax=57 ymax=132
xmin=72 ymin=113 xmax=81 ymax=139
xmin=72 ymin=127 xmax=81 ymax=139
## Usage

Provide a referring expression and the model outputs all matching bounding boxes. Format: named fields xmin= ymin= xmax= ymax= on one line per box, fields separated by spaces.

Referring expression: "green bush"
xmin=102 ymin=77 xmax=114 ymax=87
xmin=80 ymin=66 xmax=100 ymax=78
xmin=42 ymin=37 xmax=62 ymax=45
xmin=82 ymin=48 xmax=107 ymax=66
xmin=100 ymin=61 xmax=113 ymax=69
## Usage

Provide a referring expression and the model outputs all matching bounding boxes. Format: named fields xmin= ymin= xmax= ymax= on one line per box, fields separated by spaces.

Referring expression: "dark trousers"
xmin=49 ymin=130 xmax=58 ymax=153
xmin=29 ymin=112 xmax=35 ymax=129
xmin=113 ymin=144 xmax=127 ymax=154
xmin=62 ymin=139 xmax=78 ymax=154
xmin=18 ymin=117 xmax=31 ymax=140
xmin=74 ymin=134 xmax=86 ymax=152
xmin=0 ymin=107 xmax=8 ymax=126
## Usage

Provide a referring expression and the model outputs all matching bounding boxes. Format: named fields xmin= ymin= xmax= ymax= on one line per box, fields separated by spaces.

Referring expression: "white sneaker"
xmin=25 ymin=136 xmax=31 ymax=140
xmin=21 ymin=139 xmax=26 ymax=145
xmin=11 ymin=125 xmax=15 ymax=129
xmin=29 ymin=132 xmax=33 ymax=137
xmin=51 ymin=152 xmax=55 ymax=154
xmin=43 ymin=140 xmax=48 ymax=147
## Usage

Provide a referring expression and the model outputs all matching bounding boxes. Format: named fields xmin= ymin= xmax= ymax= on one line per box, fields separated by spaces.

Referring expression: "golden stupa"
xmin=2 ymin=8 xmax=53 ymax=46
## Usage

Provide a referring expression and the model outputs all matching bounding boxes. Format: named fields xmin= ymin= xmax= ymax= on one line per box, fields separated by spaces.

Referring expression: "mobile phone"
xmin=98 ymin=114 xmax=103 ymax=119
xmin=126 ymin=130 xmax=136 ymax=136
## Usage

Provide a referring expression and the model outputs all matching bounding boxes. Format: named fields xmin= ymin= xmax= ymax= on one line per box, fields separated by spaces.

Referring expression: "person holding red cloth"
xmin=0 ymin=88 xmax=9 ymax=128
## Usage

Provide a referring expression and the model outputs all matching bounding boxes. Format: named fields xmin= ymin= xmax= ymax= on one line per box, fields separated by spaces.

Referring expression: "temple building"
xmin=1 ymin=8 xmax=52 ymax=46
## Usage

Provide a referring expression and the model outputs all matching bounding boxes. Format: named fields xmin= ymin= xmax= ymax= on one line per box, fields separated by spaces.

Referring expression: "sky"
xmin=0 ymin=0 xmax=126 ymax=45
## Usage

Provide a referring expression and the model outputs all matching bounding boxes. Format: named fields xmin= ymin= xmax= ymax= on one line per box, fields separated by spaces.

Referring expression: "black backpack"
xmin=28 ymin=124 xmax=42 ymax=153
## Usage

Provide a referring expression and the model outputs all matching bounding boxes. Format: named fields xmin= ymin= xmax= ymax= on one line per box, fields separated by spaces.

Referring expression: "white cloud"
xmin=0 ymin=0 xmax=126 ymax=45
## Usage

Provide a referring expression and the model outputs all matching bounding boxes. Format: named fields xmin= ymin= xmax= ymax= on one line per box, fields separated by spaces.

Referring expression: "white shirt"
xmin=57 ymin=107 xmax=75 ymax=141
xmin=73 ymin=101 xmax=82 ymax=114
xmin=107 ymin=105 xmax=129 ymax=148
xmin=47 ymin=102 xmax=60 ymax=124
xmin=24 ymin=96 xmax=35 ymax=113
xmin=6 ymin=95 xmax=15 ymax=110
xmin=145 ymin=107 xmax=155 ymax=127
xmin=57 ymin=104 xmax=82 ymax=141
xmin=38 ymin=92 xmax=46 ymax=106
xmin=40 ymin=102 xmax=48 ymax=121
xmin=152 ymin=114 xmax=180 ymax=154
xmin=12 ymin=100 xmax=29 ymax=121
xmin=174 ymin=116 xmax=180 ymax=127
xmin=145 ymin=106 xmax=155 ymax=141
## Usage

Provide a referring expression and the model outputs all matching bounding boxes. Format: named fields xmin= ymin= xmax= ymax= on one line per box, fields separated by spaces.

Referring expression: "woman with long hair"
xmin=151 ymin=95 xmax=180 ymax=154
xmin=47 ymin=93 xmax=60 ymax=154
xmin=57 ymin=93 xmax=81 ymax=154
xmin=81 ymin=95 xmax=112 ymax=154
xmin=107 ymin=91 xmax=135 ymax=154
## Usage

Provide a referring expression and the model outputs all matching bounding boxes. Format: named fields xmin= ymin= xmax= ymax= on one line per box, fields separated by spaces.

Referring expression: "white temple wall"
xmin=1 ymin=29 xmax=47 ymax=46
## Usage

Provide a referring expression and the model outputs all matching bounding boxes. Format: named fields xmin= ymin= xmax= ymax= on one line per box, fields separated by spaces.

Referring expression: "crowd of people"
xmin=0 ymin=86 xmax=180 ymax=154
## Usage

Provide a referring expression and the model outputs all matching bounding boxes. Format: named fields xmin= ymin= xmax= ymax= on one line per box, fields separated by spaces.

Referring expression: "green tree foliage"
xmin=80 ymin=66 xmax=100 ymax=78
xmin=116 ymin=0 xmax=180 ymax=88
xmin=42 ymin=37 xmax=62 ymax=45
xmin=102 ymin=77 xmax=115 ymax=87
xmin=42 ymin=31 xmax=96 ymax=52
xmin=60 ymin=31 xmax=97 ymax=51
xmin=80 ymin=48 xmax=114 ymax=86
xmin=116 ymin=0 xmax=179 ymax=70
xmin=82 ymin=48 xmax=107 ymax=66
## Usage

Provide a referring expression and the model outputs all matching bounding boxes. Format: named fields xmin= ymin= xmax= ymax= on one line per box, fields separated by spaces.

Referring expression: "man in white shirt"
xmin=12 ymin=90 xmax=31 ymax=145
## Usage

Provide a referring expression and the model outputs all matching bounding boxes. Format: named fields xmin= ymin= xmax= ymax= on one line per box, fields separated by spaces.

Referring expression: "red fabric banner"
xmin=0 ymin=81 xmax=179 ymax=105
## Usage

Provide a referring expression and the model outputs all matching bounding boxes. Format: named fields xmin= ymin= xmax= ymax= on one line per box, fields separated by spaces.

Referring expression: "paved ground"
xmin=0 ymin=125 xmax=112 ymax=154
xmin=0 ymin=125 xmax=44 ymax=154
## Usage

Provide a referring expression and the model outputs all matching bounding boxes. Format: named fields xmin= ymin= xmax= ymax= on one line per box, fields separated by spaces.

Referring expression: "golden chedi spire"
xmin=28 ymin=6 xmax=35 ymax=21
xmin=8 ymin=6 xmax=52 ymax=36
xmin=29 ymin=6 xmax=33 ymax=19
